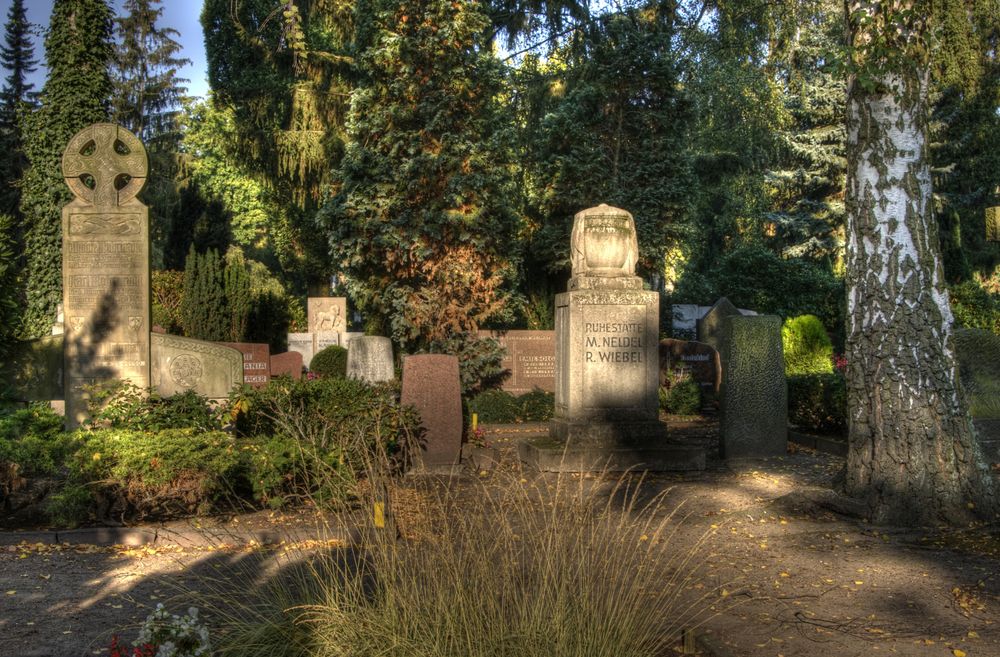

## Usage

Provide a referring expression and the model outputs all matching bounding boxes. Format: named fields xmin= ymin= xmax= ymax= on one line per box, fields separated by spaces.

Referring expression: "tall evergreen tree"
xmin=0 ymin=0 xmax=38 ymax=215
xmin=319 ymin=0 xmax=520 ymax=348
xmin=111 ymin=0 xmax=190 ymax=267
xmin=18 ymin=0 xmax=114 ymax=339
xmin=843 ymin=0 xmax=996 ymax=524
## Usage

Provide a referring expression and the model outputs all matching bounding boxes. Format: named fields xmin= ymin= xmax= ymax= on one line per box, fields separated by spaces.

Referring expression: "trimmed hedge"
xmin=468 ymin=388 xmax=555 ymax=423
xmin=310 ymin=345 xmax=349 ymax=378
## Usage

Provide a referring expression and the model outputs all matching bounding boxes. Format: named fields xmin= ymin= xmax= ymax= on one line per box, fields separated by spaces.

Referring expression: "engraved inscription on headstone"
xmin=480 ymin=330 xmax=556 ymax=394
xmin=62 ymin=123 xmax=150 ymax=426
xmin=288 ymin=332 xmax=315 ymax=368
xmin=220 ymin=342 xmax=271 ymax=388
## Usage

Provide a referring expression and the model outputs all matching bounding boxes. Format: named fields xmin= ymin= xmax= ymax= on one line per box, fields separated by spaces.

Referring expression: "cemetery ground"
xmin=2 ymin=420 xmax=1000 ymax=657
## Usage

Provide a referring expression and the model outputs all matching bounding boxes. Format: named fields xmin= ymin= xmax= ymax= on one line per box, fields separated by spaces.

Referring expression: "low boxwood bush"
xmin=782 ymin=315 xmax=834 ymax=375
xmin=518 ymin=389 xmax=555 ymax=422
xmin=659 ymin=378 xmax=701 ymax=415
xmin=85 ymin=381 xmax=223 ymax=432
xmin=309 ymin=345 xmax=348 ymax=378
xmin=788 ymin=373 xmax=846 ymax=434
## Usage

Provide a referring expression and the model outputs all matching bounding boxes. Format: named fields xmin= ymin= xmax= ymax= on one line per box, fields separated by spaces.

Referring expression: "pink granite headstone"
xmin=401 ymin=354 xmax=462 ymax=468
xmin=270 ymin=351 xmax=303 ymax=380
xmin=220 ymin=342 xmax=271 ymax=388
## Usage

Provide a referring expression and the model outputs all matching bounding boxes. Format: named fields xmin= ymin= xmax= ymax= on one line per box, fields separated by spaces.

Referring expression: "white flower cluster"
xmin=134 ymin=604 xmax=211 ymax=657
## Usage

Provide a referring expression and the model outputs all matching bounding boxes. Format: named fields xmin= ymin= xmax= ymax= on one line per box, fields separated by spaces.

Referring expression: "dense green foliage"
xmin=659 ymin=376 xmax=701 ymax=416
xmin=18 ymin=0 xmax=114 ymax=339
xmin=181 ymin=247 xmax=227 ymax=341
xmin=788 ymin=373 xmax=847 ymax=434
xmin=954 ymin=328 xmax=1000 ymax=419
xmin=0 ymin=0 xmax=36 ymax=216
xmin=310 ymin=345 xmax=349 ymax=378
xmin=319 ymin=0 xmax=519 ymax=351
xmin=468 ymin=388 xmax=555 ymax=423
xmin=950 ymin=280 xmax=1000 ymax=335
xmin=0 ymin=213 xmax=19 ymax=361
xmin=782 ymin=315 xmax=835 ymax=375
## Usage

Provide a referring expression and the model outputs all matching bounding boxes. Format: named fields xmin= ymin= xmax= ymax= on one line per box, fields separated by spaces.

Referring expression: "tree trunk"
xmin=844 ymin=37 xmax=996 ymax=524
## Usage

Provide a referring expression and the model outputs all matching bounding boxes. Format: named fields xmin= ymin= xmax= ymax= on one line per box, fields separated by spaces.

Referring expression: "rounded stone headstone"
xmin=401 ymin=354 xmax=462 ymax=468
xmin=347 ymin=336 xmax=394 ymax=384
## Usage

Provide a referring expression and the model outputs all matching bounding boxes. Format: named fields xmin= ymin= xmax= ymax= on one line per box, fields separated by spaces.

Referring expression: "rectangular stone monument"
xmin=308 ymin=297 xmax=347 ymax=334
xmin=521 ymin=205 xmax=703 ymax=472
xmin=270 ymin=351 xmax=303 ymax=380
xmin=720 ymin=315 xmax=787 ymax=459
xmin=480 ymin=330 xmax=556 ymax=394
xmin=220 ymin=342 xmax=271 ymax=388
xmin=401 ymin=354 xmax=462 ymax=471
xmin=287 ymin=332 xmax=315 ymax=368
xmin=61 ymin=124 xmax=151 ymax=427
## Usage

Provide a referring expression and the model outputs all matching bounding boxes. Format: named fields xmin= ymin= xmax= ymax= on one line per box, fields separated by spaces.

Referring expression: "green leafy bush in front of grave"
xmin=230 ymin=376 xmax=418 ymax=508
xmin=782 ymin=314 xmax=834 ymax=375
xmin=954 ymin=328 xmax=1000 ymax=418
xmin=468 ymin=389 xmax=520 ymax=424
xmin=309 ymin=345 xmax=349 ymax=378
xmin=427 ymin=333 xmax=508 ymax=397
xmin=518 ymin=389 xmax=555 ymax=422
xmin=787 ymin=373 xmax=846 ymax=434
xmin=0 ymin=405 xmax=78 ymax=492
xmin=68 ymin=428 xmax=246 ymax=519
xmin=662 ymin=376 xmax=701 ymax=416
xmin=84 ymin=380 xmax=224 ymax=432
xmin=950 ymin=280 xmax=1000 ymax=335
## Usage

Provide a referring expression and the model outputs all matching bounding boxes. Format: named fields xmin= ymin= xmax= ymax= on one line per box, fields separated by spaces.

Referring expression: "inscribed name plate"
xmin=220 ymin=342 xmax=271 ymax=388
xmin=480 ymin=330 xmax=555 ymax=394
xmin=61 ymin=124 xmax=150 ymax=426
xmin=288 ymin=332 xmax=315 ymax=368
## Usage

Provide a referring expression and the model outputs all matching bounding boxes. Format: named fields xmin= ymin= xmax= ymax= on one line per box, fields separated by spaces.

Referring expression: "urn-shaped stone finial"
xmin=569 ymin=204 xmax=639 ymax=279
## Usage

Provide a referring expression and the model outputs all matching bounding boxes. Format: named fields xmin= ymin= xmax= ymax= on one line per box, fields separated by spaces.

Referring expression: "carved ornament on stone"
xmin=62 ymin=123 xmax=147 ymax=207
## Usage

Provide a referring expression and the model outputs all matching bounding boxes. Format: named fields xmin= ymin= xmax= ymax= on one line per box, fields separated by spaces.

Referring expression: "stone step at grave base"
xmin=519 ymin=437 xmax=706 ymax=473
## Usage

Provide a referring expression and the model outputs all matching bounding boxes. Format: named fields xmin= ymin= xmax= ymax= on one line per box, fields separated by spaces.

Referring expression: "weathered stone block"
xmin=346 ymin=336 xmax=394 ymax=384
xmin=401 ymin=354 xmax=462 ymax=468
xmin=150 ymin=334 xmax=243 ymax=398
xmin=720 ymin=315 xmax=787 ymax=459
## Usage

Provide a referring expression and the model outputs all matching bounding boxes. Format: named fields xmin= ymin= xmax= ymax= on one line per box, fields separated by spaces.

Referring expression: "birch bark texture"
xmin=843 ymin=1 xmax=996 ymax=524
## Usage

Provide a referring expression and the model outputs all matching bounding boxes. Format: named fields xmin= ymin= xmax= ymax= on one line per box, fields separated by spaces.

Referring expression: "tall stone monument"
xmin=521 ymin=204 xmax=704 ymax=471
xmin=62 ymin=124 xmax=150 ymax=426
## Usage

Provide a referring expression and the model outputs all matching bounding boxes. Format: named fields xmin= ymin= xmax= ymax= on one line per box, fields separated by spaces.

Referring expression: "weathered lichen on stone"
xmin=569 ymin=204 xmax=639 ymax=281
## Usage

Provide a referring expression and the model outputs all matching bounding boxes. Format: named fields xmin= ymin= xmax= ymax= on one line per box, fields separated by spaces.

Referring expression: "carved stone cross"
xmin=61 ymin=123 xmax=147 ymax=207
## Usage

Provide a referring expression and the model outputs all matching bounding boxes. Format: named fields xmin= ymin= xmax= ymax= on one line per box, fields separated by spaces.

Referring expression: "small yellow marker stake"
xmin=471 ymin=412 xmax=478 ymax=434
xmin=373 ymin=502 xmax=385 ymax=529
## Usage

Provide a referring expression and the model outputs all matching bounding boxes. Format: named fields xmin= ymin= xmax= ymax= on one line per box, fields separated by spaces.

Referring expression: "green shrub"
xmin=309 ymin=345 xmax=348 ymax=378
xmin=70 ymin=428 xmax=245 ymax=519
xmin=468 ymin=390 xmax=520 ymax=423
xmin=44 ymin=484 xmax=94 ymax=528
xmin=663 ymin=378 xmax=701 ymax=415
xmin=0 ymin=405 xmax=76 ymax=479
xmin=518 ymin=389 xmax=555 ymax=422
xmin=782 ymin=315 xmax=834 ymax=375
xmin=85 ymin=381 xmax=223 ymax=432
xmin=231 ymin=377 xmax=417 ymax=507
xmin=468 ymin=389 xmax=555 ymax=423
xmin=954 ymin=328 xmax=1000 ymax=418
xmin=950 ymin=280 xmax=1000 ymax=335
xmin=788 ymin=373 xmax=847 ymax=434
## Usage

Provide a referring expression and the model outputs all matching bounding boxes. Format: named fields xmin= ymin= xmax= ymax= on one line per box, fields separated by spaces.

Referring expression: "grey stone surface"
xmin=314 ymin=331 xmax=341 ymax=353
xmin=401 ymin=354 xmax=462 ymax=468
xmin=61 ymin=123 xmax=150 ymax=427
xmin=480 ymin=329 xmax=556 ymax=394
xmin=696 ymin=297 xmax=742 ymax=353
xmin=150 ymin=333 xmax=243 ymax=398
xmin=720 ymin=315 xmax=787 ymax=459
xmin=346 ymin=336 xmax=394 ymax=383
xmin=540 ymin=204 xmax=673 ymax=467
xmin=288 ymin=332 xmax=315 ymax=368
xmin=308 ymin=297 xmax=347 ymax=334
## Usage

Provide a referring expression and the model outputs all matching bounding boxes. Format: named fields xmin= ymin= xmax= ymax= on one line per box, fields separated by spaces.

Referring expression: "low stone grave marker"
xmin=401 ymin=354 xmax=462 ymax=470
xmin=659 ymin=338 xmax=721 ymax=397
xmin=270 ymin=351 xmax=303 ymax=380
xmin=287 ymin=332 xmax=315 ymax=368
xmin=150 ymin=334 xmax=243 ymax=398
xmin=480 ymin=330 xmax=555 ymax=394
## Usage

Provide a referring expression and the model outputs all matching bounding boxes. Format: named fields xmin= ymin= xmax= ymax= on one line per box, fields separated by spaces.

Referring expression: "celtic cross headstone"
xmin=61 ymin=123 xmax=150 ymax=426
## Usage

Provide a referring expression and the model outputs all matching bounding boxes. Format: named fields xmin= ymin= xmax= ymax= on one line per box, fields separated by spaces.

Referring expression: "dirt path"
xmin=2 ymin=422 xmax=999 ymax=657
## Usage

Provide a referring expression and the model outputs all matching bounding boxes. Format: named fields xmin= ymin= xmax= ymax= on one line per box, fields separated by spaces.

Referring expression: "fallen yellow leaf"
xmin=953 ymin=649 xmax=966 ymax=657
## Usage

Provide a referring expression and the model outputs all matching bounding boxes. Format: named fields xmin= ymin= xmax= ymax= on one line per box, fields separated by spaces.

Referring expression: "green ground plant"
xmin=787 ymin=373 xmax=847 ymax=434
xmin=468 ymin=388 xmax=555 ymax=423
xmin=782 ymin=315 xmax=834 ymax=375
xmin=661 ymin=377 xmax=702 ymax=416
xmin=308 ymin=345 xmax=348 ymax=378
xmin=954 ymin=328 xmax=1000 ymax=418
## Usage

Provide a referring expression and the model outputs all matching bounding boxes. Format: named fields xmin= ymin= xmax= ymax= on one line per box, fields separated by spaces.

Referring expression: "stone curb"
xmin=0 ymin=524 xmax=354 ymax=548
xmin=788 ymin=428 xmax=847 ymax=457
